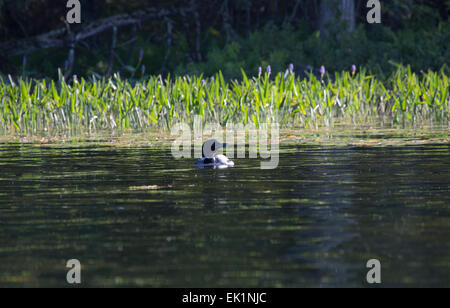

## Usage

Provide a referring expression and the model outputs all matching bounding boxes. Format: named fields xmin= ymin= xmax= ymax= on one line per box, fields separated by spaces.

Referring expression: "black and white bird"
xmin=196 ymin=139 xmax=234 ymax=168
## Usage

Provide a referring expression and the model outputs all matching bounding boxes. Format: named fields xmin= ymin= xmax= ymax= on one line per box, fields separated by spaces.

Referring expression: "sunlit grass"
xmin=0 ymin=66 xmax=448 ymax=134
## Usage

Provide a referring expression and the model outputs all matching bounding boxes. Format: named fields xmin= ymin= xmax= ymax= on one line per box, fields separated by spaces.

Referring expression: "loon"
xmin=196 ymin=139 xmax=234 ymax=168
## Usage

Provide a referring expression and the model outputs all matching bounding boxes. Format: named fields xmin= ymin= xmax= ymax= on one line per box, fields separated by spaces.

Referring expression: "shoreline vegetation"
xmin=0 ymin=65 xmax=448 ymax=136
xmin=1 ymin=127 xmax=448 ymax=148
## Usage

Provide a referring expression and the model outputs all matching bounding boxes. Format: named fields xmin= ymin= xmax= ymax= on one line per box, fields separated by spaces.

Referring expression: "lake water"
xmin=0 ymin=137 xmax=449 ymax=287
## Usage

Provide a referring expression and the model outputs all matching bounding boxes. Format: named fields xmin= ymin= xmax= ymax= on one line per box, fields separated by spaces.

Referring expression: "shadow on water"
xmin=0 ymin=141 xmax=449 ymax=287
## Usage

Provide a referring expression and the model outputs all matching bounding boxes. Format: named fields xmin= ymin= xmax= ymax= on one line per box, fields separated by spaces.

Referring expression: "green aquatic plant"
xmin=0 ymin=66 xmax=448 ymax=134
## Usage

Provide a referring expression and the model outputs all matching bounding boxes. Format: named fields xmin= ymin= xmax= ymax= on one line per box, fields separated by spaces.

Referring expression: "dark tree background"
xmin=0 ymin=0 xmax=448 ymax=78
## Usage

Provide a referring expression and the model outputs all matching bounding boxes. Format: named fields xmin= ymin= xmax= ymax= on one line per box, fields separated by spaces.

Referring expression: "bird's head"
xmin=202 ymin=139 xmax=227 ymax=158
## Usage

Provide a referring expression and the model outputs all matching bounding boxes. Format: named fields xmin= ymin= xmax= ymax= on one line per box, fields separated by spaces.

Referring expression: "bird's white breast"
xmin=214 ymin=154 xmax=234 ymax=167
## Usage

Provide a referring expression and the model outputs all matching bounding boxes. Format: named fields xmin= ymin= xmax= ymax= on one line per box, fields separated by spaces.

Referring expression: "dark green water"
xmin=0 ymin=142 xmax=449 ymax=287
